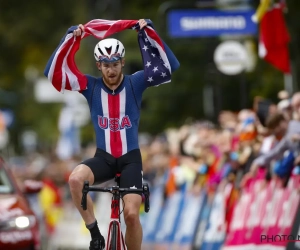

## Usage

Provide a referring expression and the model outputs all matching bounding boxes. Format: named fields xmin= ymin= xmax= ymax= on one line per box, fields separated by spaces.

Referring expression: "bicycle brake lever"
xmin=143 ymin=183 xmax=150 ymax=213
xmin=81 ymin=181 xmax=89 ymax=210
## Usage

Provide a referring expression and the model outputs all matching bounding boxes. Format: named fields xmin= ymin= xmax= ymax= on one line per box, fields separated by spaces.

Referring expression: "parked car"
xmin=0 ymin=157 xmax=42 ymax=250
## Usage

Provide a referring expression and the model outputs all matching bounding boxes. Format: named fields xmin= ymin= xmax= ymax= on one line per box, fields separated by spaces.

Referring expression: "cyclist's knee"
xmin=68 ymin=164 xmax=93 ymax=190
xmin=124 ymin=209 xmax=140 ymax=227
xmin=123 ymin=195 xmax=141 ymax=227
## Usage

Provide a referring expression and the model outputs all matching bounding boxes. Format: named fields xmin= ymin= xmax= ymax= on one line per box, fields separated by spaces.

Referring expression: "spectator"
xmin=247 ymin=92 xmax=300 ymax=179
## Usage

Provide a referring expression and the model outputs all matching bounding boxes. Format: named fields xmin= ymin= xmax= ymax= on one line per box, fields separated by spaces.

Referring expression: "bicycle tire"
xmin=109 ymin=221 xmax=117 ymax=250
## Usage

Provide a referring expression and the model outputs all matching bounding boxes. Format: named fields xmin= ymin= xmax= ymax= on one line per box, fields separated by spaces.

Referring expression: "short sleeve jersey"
xmin=81 ymin=71 xmax=147 ymax=158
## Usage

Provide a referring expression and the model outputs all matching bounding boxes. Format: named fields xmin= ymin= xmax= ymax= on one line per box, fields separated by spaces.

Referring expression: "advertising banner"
xmin=167 ymin=9 xmax=257 ymax=38
xmin=154 ymin=190 xmax=185 ymax=248
xmin=173 ymin=191 xmax=205 ymax=250
xmin=201 ymin=183 xmax=235 ymax=250
xmin=223 ymin=175 xmax=300 ymax=250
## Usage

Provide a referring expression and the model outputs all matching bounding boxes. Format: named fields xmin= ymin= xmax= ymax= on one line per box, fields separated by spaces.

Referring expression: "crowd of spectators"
xmin=142 ymin=90 xmax=300 ymax=198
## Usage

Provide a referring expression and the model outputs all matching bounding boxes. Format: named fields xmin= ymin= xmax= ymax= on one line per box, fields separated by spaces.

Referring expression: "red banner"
xmin=223 ymin=171 xmax=300 ymax=250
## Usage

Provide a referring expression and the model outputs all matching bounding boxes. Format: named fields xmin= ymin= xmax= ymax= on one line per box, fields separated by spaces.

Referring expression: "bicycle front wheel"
xmin=109 ymin=221 xmax=120 ymax=250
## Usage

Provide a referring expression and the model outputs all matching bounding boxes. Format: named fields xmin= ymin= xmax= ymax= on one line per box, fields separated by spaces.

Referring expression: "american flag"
xmin=45 ymin=19 xmax=171 ymax=92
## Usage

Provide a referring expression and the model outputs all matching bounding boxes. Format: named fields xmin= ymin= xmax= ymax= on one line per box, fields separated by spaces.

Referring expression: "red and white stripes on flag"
xmin=45 ymin=19 xmax=171 ymax=92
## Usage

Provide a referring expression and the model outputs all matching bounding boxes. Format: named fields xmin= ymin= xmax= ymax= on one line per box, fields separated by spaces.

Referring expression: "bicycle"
xmin=81 ymin=173 xmax=150 ymax=250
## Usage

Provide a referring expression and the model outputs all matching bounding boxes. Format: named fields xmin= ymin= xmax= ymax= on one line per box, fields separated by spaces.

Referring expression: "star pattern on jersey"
xmin=139 ymin=32 xmax=171 ymax=86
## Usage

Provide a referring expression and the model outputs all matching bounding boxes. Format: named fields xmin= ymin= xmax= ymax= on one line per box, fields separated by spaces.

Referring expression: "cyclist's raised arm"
xmin=162 ymin=40 xmax=180 ymax=73
xmin=44 ymin=24 xmax=88 ymax=92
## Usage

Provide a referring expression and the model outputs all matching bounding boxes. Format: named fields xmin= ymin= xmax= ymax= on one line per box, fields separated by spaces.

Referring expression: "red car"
xmin=0 ymin=158 xmax=42 ymax=250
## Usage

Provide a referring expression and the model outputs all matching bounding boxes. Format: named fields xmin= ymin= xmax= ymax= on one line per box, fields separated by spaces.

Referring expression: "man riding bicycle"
xmin=44 ymin=19 xmax=179 ymax=250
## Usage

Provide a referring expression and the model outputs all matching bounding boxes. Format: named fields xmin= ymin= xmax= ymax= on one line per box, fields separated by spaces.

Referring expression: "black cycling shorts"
xmin=81 ymin=148 xmax=143 ymax=194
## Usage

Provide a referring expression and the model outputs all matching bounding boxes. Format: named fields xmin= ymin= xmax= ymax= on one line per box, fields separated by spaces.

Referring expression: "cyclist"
xmin=44 ymin=19 xmax=180 ymax=250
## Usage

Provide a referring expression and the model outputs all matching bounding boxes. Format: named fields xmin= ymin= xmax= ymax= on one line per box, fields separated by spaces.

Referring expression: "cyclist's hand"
xmin=138 ymin=19 xmax=147 ymax=29
xmin=73 ymin=24 xmax=84 ymax=37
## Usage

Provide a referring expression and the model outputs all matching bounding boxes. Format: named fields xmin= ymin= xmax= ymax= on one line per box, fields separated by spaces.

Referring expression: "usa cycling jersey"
xmin=81 ymin=72 xmax=144 ymax=158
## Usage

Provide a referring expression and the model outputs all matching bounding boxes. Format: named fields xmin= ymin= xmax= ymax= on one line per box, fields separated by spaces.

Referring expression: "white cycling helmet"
xmin=94 ymin=38 xmax=125 ymax=62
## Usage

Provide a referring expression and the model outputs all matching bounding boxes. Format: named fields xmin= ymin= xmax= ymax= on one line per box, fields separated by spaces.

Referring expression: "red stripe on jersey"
xmin=108 ymin=93 xmax=122 ymax=158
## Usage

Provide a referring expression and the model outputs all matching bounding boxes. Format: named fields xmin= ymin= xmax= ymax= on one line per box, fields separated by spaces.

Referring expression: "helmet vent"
xmin=115 ymin=44 xmax=119 ymax=54
xmin=121 ymin=48 xmax=125 ymax=57
xmin=105 ymin=46 xmax=112 ymax=55
xmin=97 ymin=47 xmax=104 ymax=55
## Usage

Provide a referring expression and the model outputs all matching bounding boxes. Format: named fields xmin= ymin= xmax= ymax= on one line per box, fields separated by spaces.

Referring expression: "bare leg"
xmin=123 ymin=194 xmax=142 ymax=250
xmin=68 ymin=164 xmax=96 ymax=225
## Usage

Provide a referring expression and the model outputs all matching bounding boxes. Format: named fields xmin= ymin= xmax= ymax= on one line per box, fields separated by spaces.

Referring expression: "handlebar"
xmin=81 ymin=181 xmax=150 ymax=213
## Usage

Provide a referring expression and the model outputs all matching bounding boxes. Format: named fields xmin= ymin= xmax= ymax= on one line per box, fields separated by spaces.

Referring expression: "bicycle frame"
xmin=81 ymin=175 xmax=150 ymax=250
